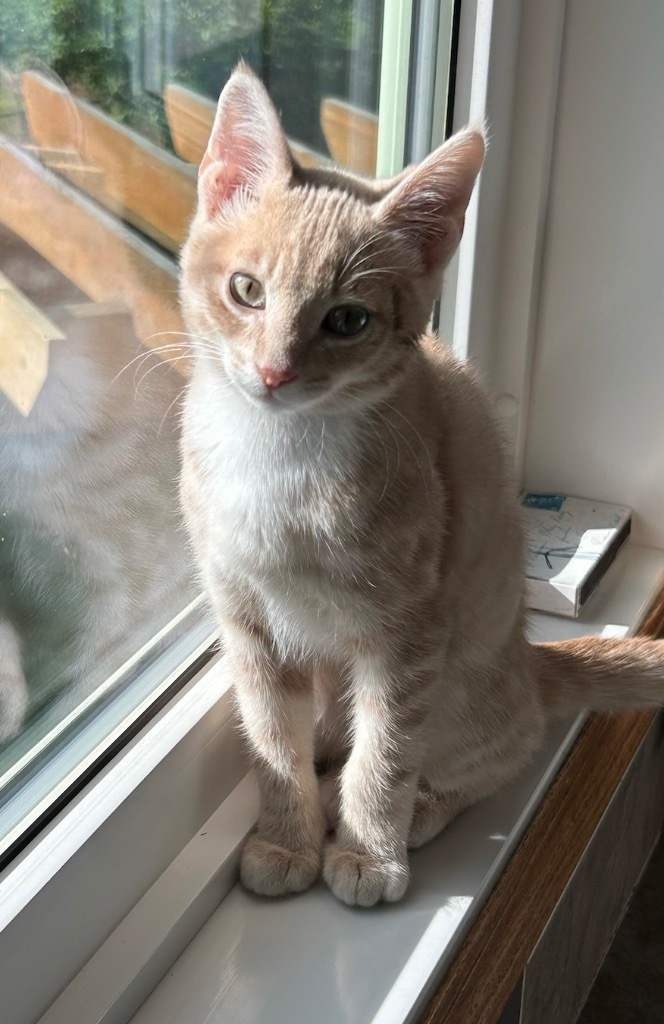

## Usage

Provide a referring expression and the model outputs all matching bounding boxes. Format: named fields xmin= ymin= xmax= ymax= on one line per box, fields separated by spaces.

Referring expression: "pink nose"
xmin=257 ymin=365 xmax=298 ymax=389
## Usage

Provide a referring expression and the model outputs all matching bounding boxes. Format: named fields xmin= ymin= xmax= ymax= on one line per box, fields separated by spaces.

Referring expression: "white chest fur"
xmin=184 ymin=376 xmax=379 ymax=658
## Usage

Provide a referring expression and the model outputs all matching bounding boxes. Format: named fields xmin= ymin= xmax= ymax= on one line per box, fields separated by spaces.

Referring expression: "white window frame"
xmin=1 ymin=655 xmax=247 ymax=1024
xmin=0 ymin=1 xmax=573 ymax=1021
xmin=441 ymin=0 xmax=568 ymax=475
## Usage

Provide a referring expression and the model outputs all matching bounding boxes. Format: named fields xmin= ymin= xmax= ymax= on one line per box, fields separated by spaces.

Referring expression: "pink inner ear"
xmin=380 ymin=182 xmax=463 ymax=274
xmin=419 ymin=220 xmax=455 ymax=273
xmin=196 ymin=66 xmax=293 ymax=220
xmin=199 ymin=160 xmax=246 ymax=216
xmin=198 ymin=118 xmax=255 ymax=216
xmin=377 ymin=128 xmax=485 ymax=273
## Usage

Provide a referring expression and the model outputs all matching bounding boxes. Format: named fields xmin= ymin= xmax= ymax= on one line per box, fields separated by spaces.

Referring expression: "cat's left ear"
xmin=376 ymin=126 xmax=486 ymax=272
xmin=198 ymin=62 xmax=294 ymax=218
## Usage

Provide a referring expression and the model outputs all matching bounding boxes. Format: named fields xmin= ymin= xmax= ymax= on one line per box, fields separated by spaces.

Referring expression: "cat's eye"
xmin=229 ymin=273 xmax=265 ymax=309
xmin=322 ymin=305 xmax=371 ymax=338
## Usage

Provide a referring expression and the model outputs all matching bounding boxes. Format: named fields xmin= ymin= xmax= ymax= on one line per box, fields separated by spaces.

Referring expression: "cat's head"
xmin=180 ymin=62 xmax=484 ymax=414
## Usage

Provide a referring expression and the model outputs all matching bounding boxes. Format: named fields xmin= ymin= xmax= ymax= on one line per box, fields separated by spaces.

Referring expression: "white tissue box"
xmin=522 ymin=493 xmax=632 ymax=617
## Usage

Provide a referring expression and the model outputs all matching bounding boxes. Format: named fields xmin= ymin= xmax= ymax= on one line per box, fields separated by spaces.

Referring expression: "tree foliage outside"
xmin=0 ymin=0 xmax=384 ymax=155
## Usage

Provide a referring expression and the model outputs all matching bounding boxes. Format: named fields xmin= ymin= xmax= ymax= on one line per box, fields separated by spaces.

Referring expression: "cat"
xmin=0 ymin=233 xmax=196 ymax=746
xmin=179 ymin=62 xmax=664 ymax=907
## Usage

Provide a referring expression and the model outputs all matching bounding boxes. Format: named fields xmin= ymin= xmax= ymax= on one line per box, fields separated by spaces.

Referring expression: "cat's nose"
xmin=257 ymin=365 xmax=298 ymax=389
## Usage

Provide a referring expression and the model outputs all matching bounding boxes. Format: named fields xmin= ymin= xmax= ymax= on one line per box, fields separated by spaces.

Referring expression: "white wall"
xmin=522 ymin=0 xmax=664 ymax=547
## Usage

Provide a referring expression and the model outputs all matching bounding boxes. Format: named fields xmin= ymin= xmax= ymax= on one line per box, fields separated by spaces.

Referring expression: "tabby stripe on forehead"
xmin=277 ymin=188 xmax=345 ymax=252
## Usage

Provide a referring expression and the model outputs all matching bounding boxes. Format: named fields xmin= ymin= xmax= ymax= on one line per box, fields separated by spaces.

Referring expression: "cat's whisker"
xmin=157 ymin=383 xmax=187 ymax=436
xmin=121 ymin=337 xmax=223 ymax=394
xmin=142 ymin=329 xmax=218 ymax=347
xmin=113 ymin=344 xmax=193 ymax=384
xmin=339 ymin=231 xmax=386 ymax=277
xmin=131 ymin=352 xmax=187 ymax=392
xmin=339 ymin=241 xmax=396 ymax=285
xmin=294 ymin=417 xmax=311 ymax=449
xmin=347 ymin=245 xmax=394 ymax=273
xmin=117 ymin=343 xmax=187 ymax=370
xmin=364 ymin=417 xmax=391 ymax=504
xmin=134 ymin=353 xmax=192 ymax=392
xmin=372 ymin=408 xmax=402 ymax=482
xmin=376 ymin=404 xmax=433 ymax=499
xmin=116 ymin=331 xmax=221 ymax=385
xmin=345 ymin=267 xmax=404 ymax=285
xmin=383 ymin=403 xmax=435 ymax=474
xmin=343 ymin=250 xmax=386 ymax=277
xmin=318 ymin=419 xmax=326 ymax=461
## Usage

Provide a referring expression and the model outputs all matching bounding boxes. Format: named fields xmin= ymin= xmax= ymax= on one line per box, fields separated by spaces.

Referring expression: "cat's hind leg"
xmin=0 ymin=618 xmax=28 ymax=744
xmin=407 ymin=780 xmax=465 ymax=848
xmin=406 ymin=777 xmax=515 ymax=848
xmin=407 ymin=758 xmax=528 ymax=848
xmin=407 ymin=646 xmax=547 ymax=850
xmin=409 ymin=709 xmax=546 ymax=848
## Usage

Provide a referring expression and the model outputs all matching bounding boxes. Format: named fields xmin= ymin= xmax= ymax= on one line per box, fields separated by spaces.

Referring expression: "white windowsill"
xmin=37 ymin=542 xmax=664 ymax=1024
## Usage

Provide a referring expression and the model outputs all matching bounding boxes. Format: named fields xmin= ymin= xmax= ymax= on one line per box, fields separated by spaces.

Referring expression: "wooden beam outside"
xmin=320 ymin=97 xmax=378 ymax=176
xmin=21 ymin=71 xmax=197 ymax=253
xmin=0 ymin=138 xmax=187 ymax=366
xmin=163 ymin=80 xmax=328 ymax=171
xmin=0 ymin=271 xmax=65 ymax=414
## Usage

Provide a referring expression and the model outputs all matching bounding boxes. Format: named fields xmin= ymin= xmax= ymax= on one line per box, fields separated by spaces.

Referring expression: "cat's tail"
xmin=532 ymin=636 xmax=664 ymax=717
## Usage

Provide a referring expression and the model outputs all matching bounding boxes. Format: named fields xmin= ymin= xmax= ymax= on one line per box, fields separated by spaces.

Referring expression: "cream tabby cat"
xmin=179 ymin=63 xmax=664 ymax=906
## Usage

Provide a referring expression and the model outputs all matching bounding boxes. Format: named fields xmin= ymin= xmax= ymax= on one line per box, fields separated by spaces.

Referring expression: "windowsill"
xmin=35 ymin=542 xmax=664 ymax=1024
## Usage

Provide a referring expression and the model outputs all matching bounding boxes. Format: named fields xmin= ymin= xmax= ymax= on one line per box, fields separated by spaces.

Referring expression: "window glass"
xmin=0 ymin=0 xmax=387 ymax=856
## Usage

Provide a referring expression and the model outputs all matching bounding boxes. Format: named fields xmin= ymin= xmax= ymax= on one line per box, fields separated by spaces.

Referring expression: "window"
xmin=0 ymin=2 xmax=555 ymax=1021
xmin=4 ymin=3 xmax=661 ymax=1023
xmin=0 ymin=0 xmax=443 ymax=884
xmin=0 ymin=0 xmax=412 ymax=863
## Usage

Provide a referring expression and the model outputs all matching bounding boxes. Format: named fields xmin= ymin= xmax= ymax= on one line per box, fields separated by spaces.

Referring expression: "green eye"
xmin=230 ymin=273 xmax=265 ymax=309
xmin=322 ymin=305 xmax=371 ymax=337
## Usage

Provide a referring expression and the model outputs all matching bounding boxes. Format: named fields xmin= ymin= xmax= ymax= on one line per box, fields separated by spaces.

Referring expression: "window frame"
xmin=1 ymin=655 xmax=245 ymax=1024
xmin=438 ymin=0 xmax=567 ymax=421
xmin=0 ymin=1 xmax=573 ymax=1020
xmin=0 ymin=599 xmax=216 ymax=869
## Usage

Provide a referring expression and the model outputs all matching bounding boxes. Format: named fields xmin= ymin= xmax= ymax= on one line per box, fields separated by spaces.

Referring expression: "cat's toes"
xmin=323 ymin=843 xmax=409 ymax=907
xmin=408 ymin=800 xmax=452 ymax=849
xmin=408 ymin=786 xmax=460 ymax=849
xmin=240 ymin=835 xmax=321 ymax=897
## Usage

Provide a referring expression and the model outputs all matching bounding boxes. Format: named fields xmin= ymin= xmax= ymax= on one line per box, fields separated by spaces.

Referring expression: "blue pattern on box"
xmin=522 ymin=493 xmax=566 ymax=512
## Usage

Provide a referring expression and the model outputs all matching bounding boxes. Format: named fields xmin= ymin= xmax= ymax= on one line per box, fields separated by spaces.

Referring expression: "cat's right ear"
xmin=375 ymin=125 xmax=486 ymax=273
xmin=197 ymin=62 xmax=294 ymax=219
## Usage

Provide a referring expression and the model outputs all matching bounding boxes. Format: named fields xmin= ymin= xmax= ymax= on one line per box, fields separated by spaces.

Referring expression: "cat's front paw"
xmin=240 ymin=835 xmax=321 ymax=897
xmin=323 ymin=843 xmax=409 ymax=907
